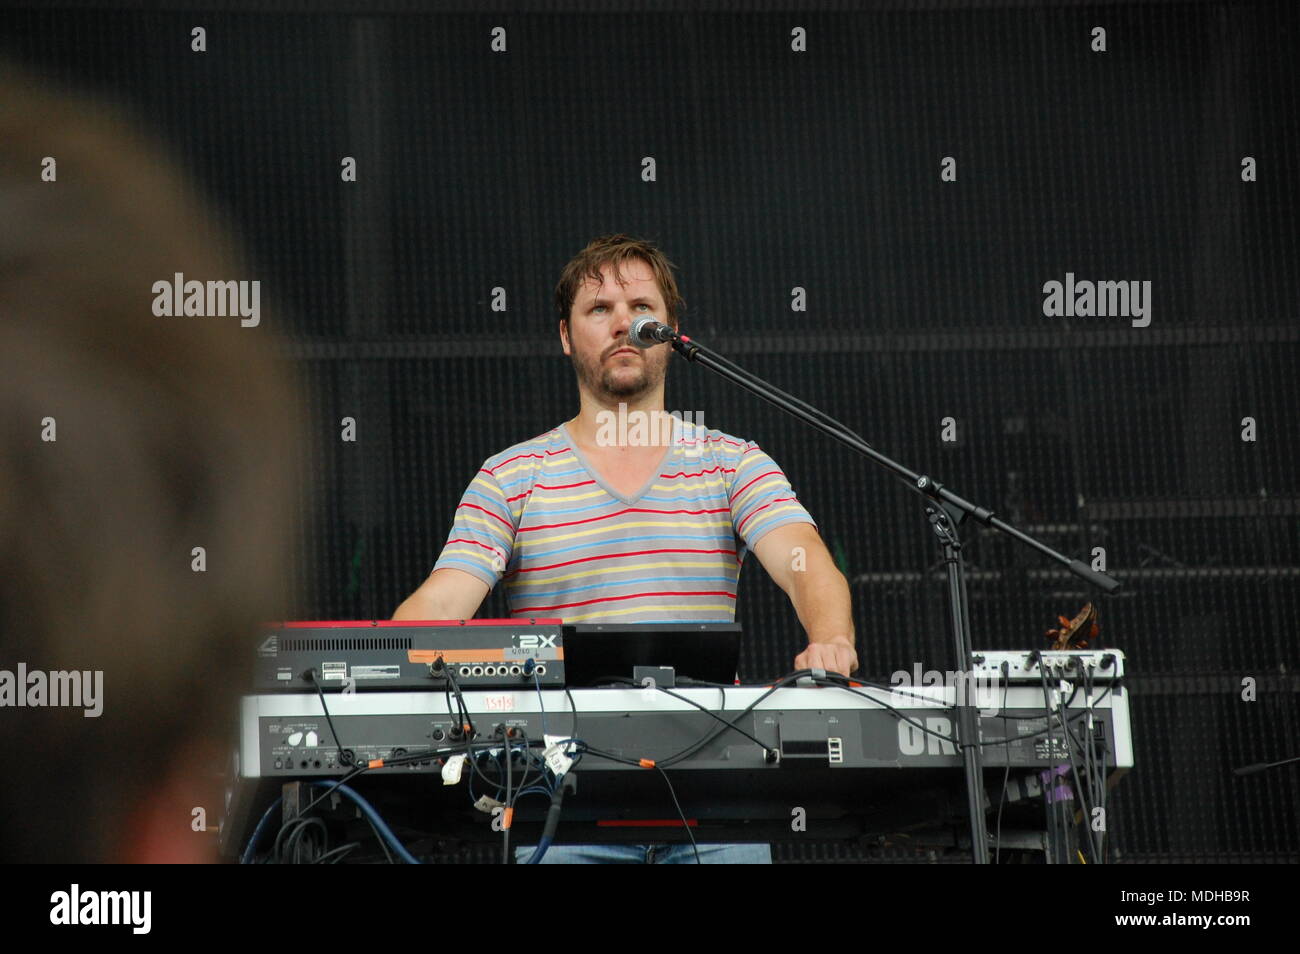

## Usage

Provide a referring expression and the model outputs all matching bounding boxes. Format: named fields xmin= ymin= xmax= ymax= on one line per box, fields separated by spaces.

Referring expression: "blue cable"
xmin=240 ymin=781 xmax=420 ymax=864
xmin=240 ymin=797 xmax=282 ymax=864
xmin=322 ymin=782 xmax=420 ymax=864
xmin=524 ymin=837 xmax=552 ymax=864
xmin=241 ymin=670 xmax=574 ymax=865
xmin=514 ymin=786 xmax=553 ymax=800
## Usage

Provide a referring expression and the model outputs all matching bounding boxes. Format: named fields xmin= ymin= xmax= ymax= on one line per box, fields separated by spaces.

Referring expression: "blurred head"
xmin=0 ymin=61 xmax=304 ymax=862
xmin=554 ymin=234 xmax=684 ymax=406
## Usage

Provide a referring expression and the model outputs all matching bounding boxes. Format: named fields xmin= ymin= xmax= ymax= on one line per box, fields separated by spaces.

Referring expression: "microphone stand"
xmin=664 ymin=328 xmax=1122 ymax=864
xmin=1233 ymin=755 xmax=1300 ymax=776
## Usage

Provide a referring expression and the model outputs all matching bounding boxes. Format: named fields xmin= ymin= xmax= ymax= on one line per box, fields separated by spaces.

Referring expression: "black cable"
xmin=276 ymin=815 xmax=327 ymax=864
xmin=314 ymin=843 xmax=360 ymax=864
xmin=451 ymin=726 xmax=547 ymax=837
xmin=270 ymin=817 xmax=302 ymax=862
xmin=442 ymin=665 xmax=468 ymax=729
xmin=981 ymin=671 xmax=1109 ymax=725
xmin=810 ymin=673 xmax=1009 ymax=750
xmin=573 ymin=678 xmax=785 ymax=771
xmin=977 ymin=684 xmax=1115 ymax=745
xmin=1057 ymin=698 xmax=1093 ymax=833
xmin=566 ymin=740 xmax=702 ymax=862
xmin=248 ymin=769 xmax=371 ymax=864
xmin=584 ymin=667 xmax=1116 ymax=763
xmin=443 ymin=668 xmax=477 ymax=740
xmin=523 ymin=784 xmax=568 ymax=864
xmin=294 ymin=765 xmax=368 ymax=819
xmin=503 ymin=739 xmax=529 ymax=797
xmin=1035 ymin=667 xmax=1062 ymax=862
xmin=291 ymin=817 xmax=327 ymax=864
xmin=503 ymin=728 xmax=513 ymax=864
xmin=1037 ymin=660 xmax=1091 ymax=863
xmin=654 ymin=766 xmax=700 ymax=864
xmin=352 ymin=727 xmax=549 ymax=861
xmin=444 ymin=671 xmax=533 ymax=803
xmin=1040 ymin=663 xmax=1095 ymax=863
xmin=559 ymin=664 xmax=1118 ymax=876
xmin=307 ymin=668 xmax=354 ymax=767
xmin=1091 ymin=666 xmax=1107 ymax=863
xmin=1072 ymin=661 xmax=1109 ymax=863
xmin=620 ymin=680 xmax=763 ymax=761
xmin=1077 ymin=663 xmax=1097 ymax=861
xmin=804 ymin=673 xmax=1107 ymax=751
xmin=502 ymin=729 xmax=552 ymax=866
xmin=276 ymin=797 xmax=399 ymax=865
xmin=564 ymin=687 xmax=580 ymax=742
xmin=299 ymin=664 xmax=1116 ymax=865
xmin=660 ymin=669 xmax=937 ymax=768
xmin=1036 ymin=660 xmax=1063 ymax=860
xmin=588 ymin=668 xmax=1016 ymax=772
xmin=265 ymin=685 xmax=563 ymax=865
xmin=994 ymin=664 xmax=1010 ymax=864
xmin=372 ymin=730 xmax=550 ymax=798
xmin=465 ymin=736 xmax=510 ymax=796
xmin=604 ymin=678 xmax=775 ymax=754
xmin=655 ymin=676 xmax=801 ymax=767
xmin=579 ymin=670 xmax=967 ymax=772
xmin=574 ymin=743 xmax=642 ymax=766
xmin=1094 ymin=680 xmax=1109 ymax=863
xmin=444 ymin=685 xmax=457 ymax=739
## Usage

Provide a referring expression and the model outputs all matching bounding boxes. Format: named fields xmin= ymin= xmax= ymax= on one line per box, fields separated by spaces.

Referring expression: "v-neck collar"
xmin=560 ymin=416 xmax=680 ymax=506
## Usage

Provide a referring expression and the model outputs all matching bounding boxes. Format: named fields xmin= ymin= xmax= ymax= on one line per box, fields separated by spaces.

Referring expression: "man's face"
xmin=560 ymin=258 xmax=673 ymax=403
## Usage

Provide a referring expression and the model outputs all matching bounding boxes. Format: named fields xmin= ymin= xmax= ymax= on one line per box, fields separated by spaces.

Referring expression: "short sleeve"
xmin=729 ymin=441 xmax=817 ymax=550
xmin=431 ymin=465 xmax=518 ymax=588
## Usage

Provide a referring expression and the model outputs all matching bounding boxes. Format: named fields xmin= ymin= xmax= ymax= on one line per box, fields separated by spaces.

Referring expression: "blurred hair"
xmin=0 ymin=61 xmax=304 ymax=862
xmin=553 ymin=233 xmax=685 ymax=328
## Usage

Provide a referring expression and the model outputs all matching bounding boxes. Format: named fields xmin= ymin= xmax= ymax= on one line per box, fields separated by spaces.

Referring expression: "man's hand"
xmin=794 ymin=637 xmax=858 ymax=678
xmin=750 ymin=523 xmax=858 ymax=679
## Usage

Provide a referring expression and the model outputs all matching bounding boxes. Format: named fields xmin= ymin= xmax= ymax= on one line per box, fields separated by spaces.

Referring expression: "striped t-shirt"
xmin=431 ymin=417 xmax=817 ymax=623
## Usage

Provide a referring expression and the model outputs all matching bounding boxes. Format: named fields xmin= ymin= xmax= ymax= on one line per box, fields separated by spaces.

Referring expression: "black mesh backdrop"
xmin=6 ymin=1 xmax=1297 ymax=863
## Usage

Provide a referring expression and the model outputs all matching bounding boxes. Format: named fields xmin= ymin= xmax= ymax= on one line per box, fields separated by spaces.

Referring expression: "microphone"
xmin=628 ymin=316 xmax=678 ymax=349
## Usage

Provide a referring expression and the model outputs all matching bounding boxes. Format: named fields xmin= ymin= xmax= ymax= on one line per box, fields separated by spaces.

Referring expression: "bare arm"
xmin=750 ymin=522 xmax=858 ymax=676
xmin=392 ymin=567 xmax=491 ymax=621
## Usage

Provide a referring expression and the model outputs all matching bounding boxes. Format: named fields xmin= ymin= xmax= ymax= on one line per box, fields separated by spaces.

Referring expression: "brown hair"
xmin=0 ymin=63 xmax=304 ymax=861
xmin=554 ymin=233 xmax=685 ymax=328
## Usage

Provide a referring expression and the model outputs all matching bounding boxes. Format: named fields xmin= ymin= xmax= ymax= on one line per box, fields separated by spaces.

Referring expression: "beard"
xmin=569 ymin=342 xmax=670 ymax=402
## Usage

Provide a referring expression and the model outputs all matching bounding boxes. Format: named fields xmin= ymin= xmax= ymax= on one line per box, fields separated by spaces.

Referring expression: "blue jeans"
xmin=515 ymin=842 xmax=771 ymax=864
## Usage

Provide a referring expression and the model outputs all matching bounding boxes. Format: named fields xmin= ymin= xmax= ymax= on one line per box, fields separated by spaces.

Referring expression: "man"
xmin=394 ymin=234 xmax=857 ymax=862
